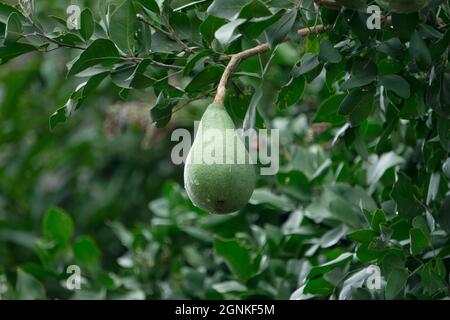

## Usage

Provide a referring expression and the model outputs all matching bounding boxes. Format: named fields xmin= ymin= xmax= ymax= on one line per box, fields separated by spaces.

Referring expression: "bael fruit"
xmin=184 ymin=103 xmax=256 ymax=214
xmin=375 ymin=0 xmax=430 ymax=13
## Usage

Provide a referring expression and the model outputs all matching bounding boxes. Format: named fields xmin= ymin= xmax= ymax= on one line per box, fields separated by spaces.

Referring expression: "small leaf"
xmin=410 ymin=31 xmax=431 ymax=70
xmin=265 ymin=9 xmax=297 ymax=48
xmin=340 ymin=59 xmax=377 ymax=91
xmin=214 ymin=19 xmax=245 ymax=45
xmin=207 ymin=0 xmax=248 ymax=20
xmin=307 ymin=253 xmax=353 ymax=279
xmin=0 ymin=42 xmax=36 ymax=65
xmin=73 ymin=236 xmax=101 ymax=270
xmin=185 ymin=65 xmax=224 ymax=94
xmin=409 ymin=228 xmax=430 ymax=256
xmin=276 ymin=76 xmax=306 ymax=110
xmin=4 ymin=12 xmax=23 ymax=44
xmin=109 ymin=0 xmax=138 ymax=55
xmin=42 ymin=207 xmax=74 ymax=248
xmin=68 ymin=39 xmax=120 ymax=77
xmin=80 ymin=8 xmax=95 ymax=41
xmin=379 ymin=75 xmax=410 ymax=99
xmin=214 ymin=237 xmax=259 ymax=281
xmin=391 ymin=172 xmax=424 ymax=219
xmin=385 ymin=268 xmax=408 ymax=300
xmin=319 ymin=39 xmax=342 ymax=64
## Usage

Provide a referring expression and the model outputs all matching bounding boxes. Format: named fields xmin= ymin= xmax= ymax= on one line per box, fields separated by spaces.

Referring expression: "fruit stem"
xmin=213 ymin=25 xmax=328 ymax=106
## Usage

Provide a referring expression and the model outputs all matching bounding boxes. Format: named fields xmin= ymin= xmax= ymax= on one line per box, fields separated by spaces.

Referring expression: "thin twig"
xmin=137 ymin=14 xmax=192 ymax=53
xmin=213 ymin=25 xmax=328 ymax=105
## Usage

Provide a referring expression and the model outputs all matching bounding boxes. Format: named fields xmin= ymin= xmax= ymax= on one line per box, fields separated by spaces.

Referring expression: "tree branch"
xmin=213 ymin=25 xmax=328 ymax=105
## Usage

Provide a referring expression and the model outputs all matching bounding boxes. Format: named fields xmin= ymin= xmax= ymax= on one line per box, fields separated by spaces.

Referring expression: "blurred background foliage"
xmin=0 ymin=0 xmax=449 ymax=300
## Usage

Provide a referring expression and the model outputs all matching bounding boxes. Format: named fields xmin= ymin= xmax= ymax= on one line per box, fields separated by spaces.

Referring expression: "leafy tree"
xmin=0 ymin=0 xmax=449 ymax=300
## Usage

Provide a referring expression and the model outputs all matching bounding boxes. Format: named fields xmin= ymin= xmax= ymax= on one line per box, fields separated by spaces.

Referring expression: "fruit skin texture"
xmin=184 ymin=103 xmax=256 ymax=214
xmin=376 ymin=0 xmax=430 ymax=13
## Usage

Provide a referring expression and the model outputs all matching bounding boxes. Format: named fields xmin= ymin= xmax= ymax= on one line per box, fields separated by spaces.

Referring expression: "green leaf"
xmin=185 ymin=64 xmax=224 ymax=94
xmin=437 ymin=118 xmax=450 ymax=152
xmin=392 ymin=12 xmax=418 ymax=42
xmin=293 ymin=54 xmax=321 ymax=77
xmin=347 ymin=229 xmax=377 ymax=243
xmin=42 ymin=207 xmax=74 ymax=247
xmin=239 ymin=0 xmax=271 ymax=19
xmin=339 ymin=87 xmax=375 ymax=126
xmin=307 ymin=252 xmax=353 ymax=279
xmin=150 ymin=91 xmax=177 ymax=128
xmin=276 ymin=76 xmax=306 ymax=110
xmin=430 ymin=29 xmax=450 ymax=60
xmin=410 ymin=31 xmax=431 ymax=70
xmin=385 ymin=268 xmax=408 ymax=300
xmin=265 ymin=9 xmax=296 ymax=48
xmin=80 ymin=8 xmax=95 ymax=41
xmin=214 ymin=237 xmax=259 ymax=281
xmin=50 ymin=72 xmax=109 ymax=129
xmin=391 ymin=172 xmax=424 ymax=219
xmin=409 ymin=228 xmax=429 ymax=256
xmin=0 ymin=42 xmax=36 ymax=65
xmin=340 ymin=59 xmax=377 ymax=91
xmin=319 ymin=39 xmax=342 ymax=64
xmin=313 ymin=94 xmax=346 ymax=125
xmin=436 ymin=196 xmax=450 ymax=235
xmin=15 ymin=269 xmax=45 ymax=300
xmin=73 ymin=236 xmax=101 ymax=270
xmin=68 ymin=39 xmax=120 ymax=77
xmin=207 ymin=0 xmax=248 ymax=20
xmin=214 ymin=19 xmax=245 ymax=45
xmin=135 ymin=0 xmax=160 ymax=13
xmin=240 ymin=10 xmax=284 ymax=40
xmin=0 ymin=2 xmax=25 ymax=24
xmin=200 ymin=15 xmax=226 ymax=44
xmin=4 ymin=12 xmax=22 ymax=45
xmin=109 ymin=0 xmax=138 ymax=55
xmin=377 ymin=37 xmax=405 ymax=60
xmin=379 ymin=75 xmax=410 ymax=99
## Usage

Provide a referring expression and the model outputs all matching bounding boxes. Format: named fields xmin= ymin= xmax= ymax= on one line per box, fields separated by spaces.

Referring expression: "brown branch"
xmin=213 ymin=25 xmax=328 ymax=105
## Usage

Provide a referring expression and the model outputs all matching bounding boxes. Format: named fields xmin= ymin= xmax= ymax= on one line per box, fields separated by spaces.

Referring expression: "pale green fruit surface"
xmin=376 ymin=0 xmax=430 ymax=13
xmin=336 ymin=0 xmax=367 ymax=10
xmin=184 ymin=103 xmax=256 ymax=214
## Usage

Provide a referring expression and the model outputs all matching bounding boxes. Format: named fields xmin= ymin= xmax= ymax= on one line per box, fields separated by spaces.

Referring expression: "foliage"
xmin=0 ymin=0 xmax=449 ymax=300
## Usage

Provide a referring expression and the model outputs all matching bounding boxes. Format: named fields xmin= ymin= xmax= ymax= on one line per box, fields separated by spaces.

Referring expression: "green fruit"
xmin=376 ymin=0 xmax=430 ymax=13
xmin=184 ymin=103 xmax=256 ymax=214
xmin=335 ymin=0 xmax=367 ymax=10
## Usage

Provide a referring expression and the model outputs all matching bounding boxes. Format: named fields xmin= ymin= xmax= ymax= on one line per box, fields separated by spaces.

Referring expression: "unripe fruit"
xmin=184 ymin=103 xmax=256 ymax=214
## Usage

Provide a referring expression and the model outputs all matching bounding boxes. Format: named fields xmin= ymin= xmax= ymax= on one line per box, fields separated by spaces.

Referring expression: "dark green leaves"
xmin=0 ymin=42 xmax=36 ymax=65
xmin=80 ymin=8 xmax=95 ymax=41
xmin=109 ymin=0 xmax=139 ymax=55
xmin=73 ymin=236 xmax=101 ymax=270
xmin=4 ymin=12 xmax=23 ymax=45
xmin=68 ymin=39 xmax=120 ymax=77
xmin=307 ymin=253 xmax=353 ymax=279
xmin=319 ymin=39 xmax=342 ymax=64
xmin=379 ymin=75 xmax=410 ymax=99
xmin=385 ymin=268 xmax=408 ymax=300
xmin=207 ymin=0 xmax=248 ymax=20
xmin=276 ymin=76 xmax=305 ymax=110
xmin=391 ymin=173 xmax=424 ymax=219
xmin=150 ymin=91 xmax=178 ymax=128
xmin=185 ymin=65 xmax=224 ymax=94
xmin=410 ymin=31 xmax=431 ymax=70
xmin=214 ymin=237 xmax=259 ymax=281
xmin=338 ymin=87 xmax=375 ymax=126
xmin=341 ymin=59 xmax=377 ymax=91
xmin=265 ymin=10 xmax=297 ymax=48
